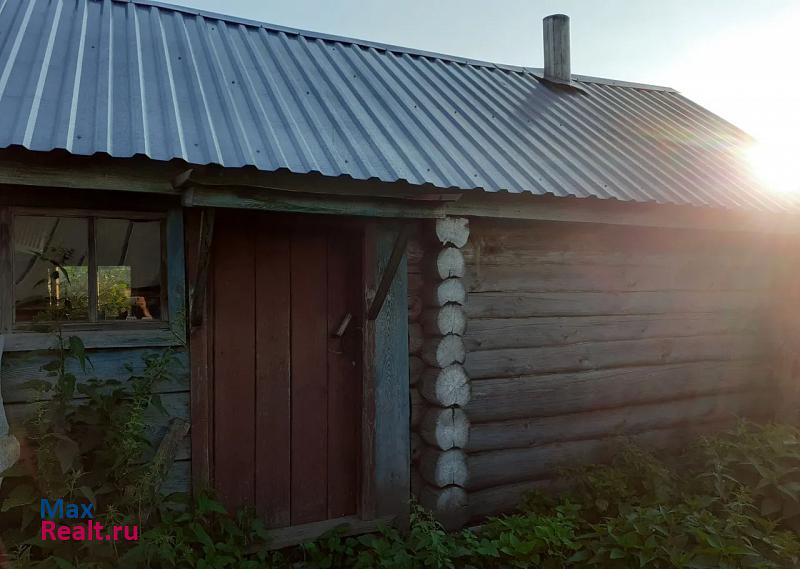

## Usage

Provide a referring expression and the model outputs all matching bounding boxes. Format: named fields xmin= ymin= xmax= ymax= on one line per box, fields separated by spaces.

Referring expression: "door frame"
xmin=186 ymin=210 xmax=410 ymax=540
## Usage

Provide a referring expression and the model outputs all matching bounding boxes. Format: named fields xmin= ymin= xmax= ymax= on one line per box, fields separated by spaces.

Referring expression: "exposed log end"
xmin=419 ymin=447 xmax=469 ymax=488
xmin=435 ymin=218 xmax=470 ymax=248
xmin=419 ymin=485 xmax=469 ymax=530
xmin=422 ymin=305 xmax=467 ymax=337
xmin=421 ymin=364 xmax=470 ymax=407
xmin=422 ymin=334 xmax=466 ymax=368
xmin=430 ymin=247 xmax=466 ymax=279
xmin=421 ymin=407 xmax=470 ymax=450
xmin=425 ymin=278 xmax=466 ymax=307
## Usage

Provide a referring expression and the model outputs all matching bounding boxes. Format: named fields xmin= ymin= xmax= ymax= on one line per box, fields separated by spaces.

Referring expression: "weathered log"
xmin=462 ymin=217 xmax=771 ymax=262
xmin=468 ymin=478 xmax=565 ymax=521
xmin=465 ymin=259 xmax=773 ymax=294
xmin=467 ymin=389 xmax=770 ymax=452
xmin=408 ymin=295 xmax=423 ymax=322
xmin=411 ymin=388 xmax=424 ymax=430
xmin=422 ymin=335 xmax=466 ymax=368
xmin=419 ymin=448 xmax=468 ymax=488
xmin=467 ymin=419 xmax=739 ymax=491
xmin=435 ymin=218 xmax=470 ymax=248
xmin=420 ymin=364 xmax=470 ymax=408
xmin=466 ymin=360 xmax=765 ymax=423
xmin=425 ymin=278 xmax=466 ymax=307
xmin=465 ymin=290 xmax=766 ymax=319
xmin=464 ymin=333 xmax=766 ymax=380
xmin=422 ymin=305 xmax=467 ymax=337
xmin=419 ymin=485 xmax=469 ymax=530
xmin=409 ymin=356 xmax=425 ymax=386
xmin=421 ymin=407 xmax=470 ymax=450
xmin=429 ymin=247 xmax=466 ymax=280
xmin=408 ymin=322 xmax=424 ymax=355
xmin=463 ymin=313 xmax=760 ymax=352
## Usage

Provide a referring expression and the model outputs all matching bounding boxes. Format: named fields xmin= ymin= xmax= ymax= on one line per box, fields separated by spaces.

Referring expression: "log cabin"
xmin=1 ymin=0 xmax=799 ymax=542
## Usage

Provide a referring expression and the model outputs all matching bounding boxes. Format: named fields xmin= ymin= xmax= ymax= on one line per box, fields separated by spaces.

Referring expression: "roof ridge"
xmin=117 ymin=0 xmax=678 ymax=92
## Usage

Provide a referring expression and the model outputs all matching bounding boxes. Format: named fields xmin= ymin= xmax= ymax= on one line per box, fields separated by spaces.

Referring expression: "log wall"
xmin=460 ymin=217 xmax=785 ymax=521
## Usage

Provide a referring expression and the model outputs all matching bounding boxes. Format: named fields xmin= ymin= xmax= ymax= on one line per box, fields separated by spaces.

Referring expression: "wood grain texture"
xmin=372 ymin=224 xmax=410 ymax=519
xmin=464 ymin=260 xmax=773 ymax=294
xmin=468 ymin=389 xmax=771 ymax=452
xmin=435 ymin=218 xmax=470 ymax=248
xmin=467 ymin=420 xmax=742 ymax=491
xmin=466 ymin=360 xmax=766 ymax=423
xmin=419 ymin=448 xmax=468 ymax=488
xmin=420 ymin=407 xmax=470 ymax=450
xmin=465 ymin=290 xmax=767 ymax=319
xmin=422 ymin=305 xmax=467 ymax=337
xmin=422 ymin=335 xmax=466 ymax=368
xmin=326 ymin=232 xmax=361 ymax=519
xmin=425 ymin=278 xmax=466 ymax=307
xmin=420 ymin=365 xmax=470 ymax=408
xmin=2 ymin=348 xmax=189 ymax=404
xmin=4 ymin=328 xmax=184 ymax=352
xmin=186 ymin=209 xmax=212 ymax=487
xmin=255 ymin=226 xmax=292 ymax=527
xmin=290 ymin=229 xmax=329 ymax=525
xmin=212 ymin=213 xmax=256 ymax=510
xmin=464 ymin=333 xmax=766 ymax=379
xmin=464 ymin=313 xmax=760 ymax=352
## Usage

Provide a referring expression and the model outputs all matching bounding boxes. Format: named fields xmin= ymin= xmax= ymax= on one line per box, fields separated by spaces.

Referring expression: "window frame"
xmin=0 ymin=206 xmax=186 ymax=352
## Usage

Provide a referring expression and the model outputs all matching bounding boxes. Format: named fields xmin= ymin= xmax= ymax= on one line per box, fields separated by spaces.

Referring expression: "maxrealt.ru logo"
xmin=40 ymin=499 xmax=138 ymax=542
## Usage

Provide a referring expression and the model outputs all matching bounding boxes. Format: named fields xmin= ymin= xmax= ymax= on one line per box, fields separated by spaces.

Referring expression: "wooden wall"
xmin=2 ymin=346 xmax=190 ymax=492
xmin=457 ymin=217 xmax=785 ymax=521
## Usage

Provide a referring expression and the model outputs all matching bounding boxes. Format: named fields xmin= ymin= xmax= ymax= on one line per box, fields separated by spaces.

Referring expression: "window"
xmin=12 ymin=212 xmax=165 ymax=326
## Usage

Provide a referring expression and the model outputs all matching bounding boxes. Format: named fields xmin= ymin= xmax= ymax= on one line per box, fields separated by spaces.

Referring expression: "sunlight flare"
xmin=746 ymin=140 xmax=799 ymax=195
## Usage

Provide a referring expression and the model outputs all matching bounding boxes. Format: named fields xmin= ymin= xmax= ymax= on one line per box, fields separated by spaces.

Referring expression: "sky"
xmin=170 ymin=0 xmax=800 ymax=191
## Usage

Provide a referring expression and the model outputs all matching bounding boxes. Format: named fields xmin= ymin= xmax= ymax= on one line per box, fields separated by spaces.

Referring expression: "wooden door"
xmin=209 ymin=211 xmax=362 ymax=528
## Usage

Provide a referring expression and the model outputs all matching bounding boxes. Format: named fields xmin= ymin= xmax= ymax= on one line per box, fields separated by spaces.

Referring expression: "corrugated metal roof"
xmin=0 ymin=0 xmax=791 ymax=211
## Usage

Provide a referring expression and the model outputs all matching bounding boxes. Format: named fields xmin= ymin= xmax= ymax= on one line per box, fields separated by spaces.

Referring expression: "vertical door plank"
xmin=290 ymin=228 xmax=329 ymax=525
xmin=326 ymin=231 xmax=362 ymax=518
xmin=255 ymin=225 xmax=292 ymax=528
xmin=212 ymin=212 xmax=256 ymax=511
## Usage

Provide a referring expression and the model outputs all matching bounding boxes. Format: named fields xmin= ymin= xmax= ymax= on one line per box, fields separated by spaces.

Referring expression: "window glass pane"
xmin=14 ymin=216 xmax=90 ymax=322
xmin=95 ymin=218 xmax=162 ymax=320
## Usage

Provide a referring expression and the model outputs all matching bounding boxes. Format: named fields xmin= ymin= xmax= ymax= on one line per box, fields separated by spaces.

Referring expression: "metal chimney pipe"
xmin=543 ymin=14 xmax=571 ymax=83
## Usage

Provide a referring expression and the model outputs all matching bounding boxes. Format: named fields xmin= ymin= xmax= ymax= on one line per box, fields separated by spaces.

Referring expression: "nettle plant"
xmin=0 ymin=331 xmax=183 ymax=566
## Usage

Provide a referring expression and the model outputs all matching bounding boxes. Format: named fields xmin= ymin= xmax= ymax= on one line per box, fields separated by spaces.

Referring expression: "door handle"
xmin=332 ymin=312 xmax=352 ymax=338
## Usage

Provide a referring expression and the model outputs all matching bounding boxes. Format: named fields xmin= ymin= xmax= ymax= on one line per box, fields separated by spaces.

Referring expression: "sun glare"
xmin=745 ymin=141 xmax=799 ymax=196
